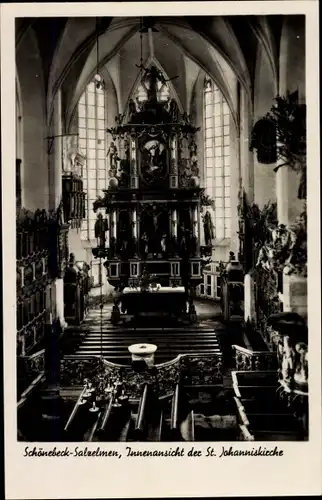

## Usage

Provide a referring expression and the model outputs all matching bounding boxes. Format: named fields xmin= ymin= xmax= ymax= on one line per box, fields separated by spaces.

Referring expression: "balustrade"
xmin=232 ymin=345 xmax=278 ymax=372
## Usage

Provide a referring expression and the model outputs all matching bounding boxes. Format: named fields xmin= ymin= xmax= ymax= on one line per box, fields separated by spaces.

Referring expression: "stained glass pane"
xmin=205 ymin=117 xmax=213 ymax=129
xmin=214 ymin=105 xmax=221 ymax=117
xmin=79 ymin=137 xmax=86 ymax=149
xmin=215 ymin=176 xmax=223 ymax=187
xmin=205 ymin=137 xmax=213 ymax=148
xmin=214 ymin=136 xmax=222 ymax=147
xmin=214 ymin=146 xmax=222 ymax=158
xmin=97 ymin=139 xmax=105 ymax=150
xmin=223 ymin=102 xmax=229 ymax=114
xmin=88 ymin=182 xmax=96 ymax=195
xmin=87 ymin=118 xmax=96 ymax=129
xmin=87 ymin=106 xmax=96 ymax=119
xmin=88 ymin=165 xmax=96 ymax=178
xmin=88 ymin=128 xmax=96 ymax=139
xmin=79 ymin=117 xmax=86 ymax=128
xmin=206 ymin=157 xmax=214 ymax=169
xmin=97 ymin=107 xmax=105 ymax=120
xmin=87 ymin=92 xmax=95 ymax=106
xmin=97 ymin=93 xmax=105 ymax=107
xmin=97 ymin=129 xmax=105 ymax=140
xmin=78 ymin=104 xmax=86 ymax=118
xmin=205 ymin=105 xmax=213 ymax=118
xmin=97 ymin=159 xmax=106 ymax=170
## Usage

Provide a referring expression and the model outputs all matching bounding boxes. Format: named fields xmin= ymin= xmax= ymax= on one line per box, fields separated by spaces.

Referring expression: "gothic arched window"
xmin=203 ymin=78 xmax=231 ymax=240
xmin=78 ymin=79 xmax=107 ymax=242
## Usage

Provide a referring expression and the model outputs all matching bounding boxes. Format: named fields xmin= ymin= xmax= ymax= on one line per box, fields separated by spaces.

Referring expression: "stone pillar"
xmin=50 ymin=90 xmax=67 ymax=329
xmin=239 ymin=86 xmax=256 ymax=323
xmin=239 ymin=86 xmax=254 ymax=204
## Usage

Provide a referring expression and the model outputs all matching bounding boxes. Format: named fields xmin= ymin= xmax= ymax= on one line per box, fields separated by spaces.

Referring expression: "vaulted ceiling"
xmin=16 ymin=15 xmax=287 ymax=128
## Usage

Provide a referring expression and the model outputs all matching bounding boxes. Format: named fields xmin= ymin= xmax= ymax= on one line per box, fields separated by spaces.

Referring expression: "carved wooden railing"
xmin=62 ymin=173 xmax=86 ymax=229
xmin=232 ymin=345 xmax=278 ymax=372
xmin=253 ymin=266 xmax=283 ymax=345
xmin=60 ymin=351 xmax=224 ymax=400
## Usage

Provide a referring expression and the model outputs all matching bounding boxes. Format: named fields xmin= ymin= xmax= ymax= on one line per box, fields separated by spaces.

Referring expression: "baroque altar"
xmin=93 ymin=65 xmax=203 ymax=319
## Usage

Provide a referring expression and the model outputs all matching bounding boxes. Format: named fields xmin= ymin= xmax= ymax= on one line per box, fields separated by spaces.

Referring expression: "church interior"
xmin=16 ymin=15 xmax=308 ymax=442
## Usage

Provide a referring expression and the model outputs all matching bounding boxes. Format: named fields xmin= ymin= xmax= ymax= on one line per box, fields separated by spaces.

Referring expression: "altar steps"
xmin=71 ymin=327 xmax=222 ymax=364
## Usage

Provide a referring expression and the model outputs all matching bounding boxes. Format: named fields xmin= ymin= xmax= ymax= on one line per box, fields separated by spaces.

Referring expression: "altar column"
xmin=130 ymin=136 xmax=139 ymax=189
xmin=111 ymin=208 xmax=117 ymax=240
xmin=192 ymin=205 xmax=199 ymax=238
xmin=132 ymin=206 xmax=138 ymax=257
xmin=170 ymin=131 xmax=178 ymax=188
xmin=171 ymin=208 xmax=178 ymax=239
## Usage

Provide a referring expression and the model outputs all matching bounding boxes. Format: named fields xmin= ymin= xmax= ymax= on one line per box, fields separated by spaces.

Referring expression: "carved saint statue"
xmin=128 ymin=99 xmax=137 ymax=118
xmin=136 ymin=65 xmax=177 ymax=104
xmin=169 ymin=99 xmax=179 ymax=122
xmin=203 ymin=211 xmax=214 ymax=246
xmin=94 ymin=213 xmax=108 ymax=248
xmin=107 ymin=142 xmax=120 ymax=174
xmin=161 ymin=234 xmax=167 ymax=255
xmin=140 ymin=232 xmax=149 ymax=259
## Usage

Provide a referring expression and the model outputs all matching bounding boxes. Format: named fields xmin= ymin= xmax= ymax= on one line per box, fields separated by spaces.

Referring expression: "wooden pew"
xmin=133 ymin=384 xmax=149 ymax=440
xmin=170 ymin=384 xmax=195 ymax=441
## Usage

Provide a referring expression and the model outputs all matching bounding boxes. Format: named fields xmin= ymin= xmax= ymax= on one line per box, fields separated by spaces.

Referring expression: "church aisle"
xmin=65 ymin=299 xmax=225 ymax=363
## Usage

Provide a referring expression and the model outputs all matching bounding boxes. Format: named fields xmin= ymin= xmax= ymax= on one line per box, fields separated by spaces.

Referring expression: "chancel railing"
xmin=60 ymin=351 xmax=224 ymax=400
xmin=253 ymin=267 xmax=283 ymax=348
xmin=232 ymin=345 xmax=277 ymax=372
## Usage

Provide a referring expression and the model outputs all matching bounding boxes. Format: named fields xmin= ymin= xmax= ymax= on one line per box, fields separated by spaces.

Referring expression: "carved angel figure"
xmin=107 ymin=142 xmax=120 ymax=172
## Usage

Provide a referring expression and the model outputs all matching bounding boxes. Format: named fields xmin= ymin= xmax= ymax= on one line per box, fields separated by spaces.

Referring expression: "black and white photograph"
xmin=2 ymin=1 xmax=321 ymax=498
